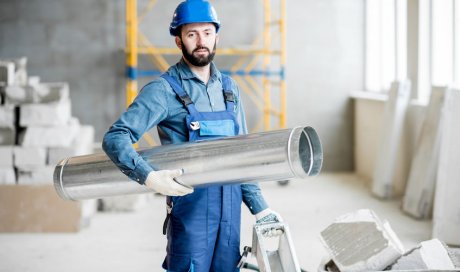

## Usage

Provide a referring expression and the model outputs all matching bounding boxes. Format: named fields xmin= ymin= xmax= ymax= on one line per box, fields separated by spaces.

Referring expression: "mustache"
xmin=193 ymin=46 xmax=210 ymax=53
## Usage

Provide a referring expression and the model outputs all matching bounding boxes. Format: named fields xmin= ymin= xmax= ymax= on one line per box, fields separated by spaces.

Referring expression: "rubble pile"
xmin=320 ymin=209 xmax=460 ymax=272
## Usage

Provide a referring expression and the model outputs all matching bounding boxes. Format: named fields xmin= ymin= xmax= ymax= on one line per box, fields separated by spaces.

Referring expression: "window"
xmin=365 ymin=0 xmax=460 ymax=101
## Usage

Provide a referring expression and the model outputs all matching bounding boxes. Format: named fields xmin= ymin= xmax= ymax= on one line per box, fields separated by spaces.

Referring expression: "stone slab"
xmin=320 ymin=209 xmax=404 ymax=272
xmin=433 ymin=87 xmax=460 ymax=246
xmin=389 ymin=239 xmax=455 ymax=270
xmin=372 ymin=80 xmax=411 ymax=198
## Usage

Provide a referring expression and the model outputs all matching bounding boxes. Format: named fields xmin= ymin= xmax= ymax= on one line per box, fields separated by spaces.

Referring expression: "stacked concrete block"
xmin=320 ymin=209 xmax=405 ymax=272
xmin=0 ymin=57 xmax=94 ymax=186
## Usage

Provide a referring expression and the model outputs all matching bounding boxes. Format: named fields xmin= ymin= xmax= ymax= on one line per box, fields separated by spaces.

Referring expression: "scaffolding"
xmin=125 ymin=0 xmax=286 ymax=142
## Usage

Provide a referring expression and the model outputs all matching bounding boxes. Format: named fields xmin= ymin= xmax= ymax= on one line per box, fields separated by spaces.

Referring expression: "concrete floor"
xmin=0 ymin=173 xmax=433 ymax=272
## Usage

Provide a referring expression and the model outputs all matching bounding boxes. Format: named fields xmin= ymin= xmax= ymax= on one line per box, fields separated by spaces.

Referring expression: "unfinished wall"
xmin=0 ymin=0 xmax=364 ymax=171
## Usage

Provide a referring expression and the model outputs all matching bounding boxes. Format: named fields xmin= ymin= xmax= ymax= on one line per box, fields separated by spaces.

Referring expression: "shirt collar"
xmin=177 ymin=58 xmax=221 ymax=82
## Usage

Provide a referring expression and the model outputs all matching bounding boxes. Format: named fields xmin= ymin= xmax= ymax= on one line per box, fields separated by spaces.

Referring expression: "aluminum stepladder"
xmin=238 ymin=222 xmax=302 ymax=272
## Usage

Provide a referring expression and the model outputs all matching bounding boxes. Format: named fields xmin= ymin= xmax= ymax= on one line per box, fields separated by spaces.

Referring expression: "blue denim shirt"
xmin=102 ymin=59 xmax=268 ymax=214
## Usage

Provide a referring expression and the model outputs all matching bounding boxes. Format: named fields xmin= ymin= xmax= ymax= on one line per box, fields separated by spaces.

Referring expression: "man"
xmin=102 ymin=0 xmax=280 ymax=271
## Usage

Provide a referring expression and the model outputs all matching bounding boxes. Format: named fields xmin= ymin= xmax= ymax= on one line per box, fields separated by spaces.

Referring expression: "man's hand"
xmin=255 ymin=208 xmax=283 ymax=237
xmin=255 ymin=208 xmax=283 ymax=224
xmin=145 ymin=169 xmax=193 ymax=196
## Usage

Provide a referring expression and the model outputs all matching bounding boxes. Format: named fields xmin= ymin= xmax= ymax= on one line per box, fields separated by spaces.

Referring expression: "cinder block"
xmin=320 ymin=209 xmax=405 ymax=272
xmin=4 ymin=82 xmax=69 ymax=105
xmin=1 ymin=57 xmax=28 ymax=86
xmin=48 ymin=125 xmax=94 ymax=165
xmin=13 ymin=146 xmax=47 ymax=171
xmin=19 ymin=118 xmax=79 ymax=147
xmin=4 ymin=85 xmax=39 ymax=104
xmin=17 ymin=166 xmax=54 ymax=185
xmin=0 ymin=105 xmax=15 ymax=129
xmin=389 ymin=239 xmax=455 ymax=270
xmin=0 ymin=168 xmax=15 ymax=185
xmin=0 ymin=127 xmax=15 ymax=145
xmin=0 ymin=146 xmax=14 ymax=167
xmin=0 ymin=61 xmax=15 ymax=85
xmin=20 ymin=99 xmax=71 ymax=127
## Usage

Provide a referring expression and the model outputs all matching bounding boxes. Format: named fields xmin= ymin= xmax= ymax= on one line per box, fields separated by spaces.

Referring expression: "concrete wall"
xmin=0 ymin=0 xmax=364 ymax=171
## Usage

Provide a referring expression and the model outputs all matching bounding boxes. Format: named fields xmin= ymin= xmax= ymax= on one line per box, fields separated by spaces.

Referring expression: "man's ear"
xmin=175 ymin=36 xmax=182 ymax=49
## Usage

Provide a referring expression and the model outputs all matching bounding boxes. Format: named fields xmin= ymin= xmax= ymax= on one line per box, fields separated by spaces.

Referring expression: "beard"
xmin=181 ymin=40 xmax=216 ymax=67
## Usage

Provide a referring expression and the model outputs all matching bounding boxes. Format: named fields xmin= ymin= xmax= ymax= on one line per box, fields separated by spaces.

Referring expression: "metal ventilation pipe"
xmin=54 ymin=126 xmax=322 ymax=201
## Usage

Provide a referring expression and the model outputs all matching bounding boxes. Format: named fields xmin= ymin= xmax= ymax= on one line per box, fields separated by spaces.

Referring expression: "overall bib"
xmin=161 ymin=74 xmax=243 ymax=272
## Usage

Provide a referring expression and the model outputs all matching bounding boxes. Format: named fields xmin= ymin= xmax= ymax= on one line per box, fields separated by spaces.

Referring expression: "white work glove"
xmin=255 ymin=208 xmax=283 ymax=237
xmin=144 ymin=169 xmax=193 ymax=196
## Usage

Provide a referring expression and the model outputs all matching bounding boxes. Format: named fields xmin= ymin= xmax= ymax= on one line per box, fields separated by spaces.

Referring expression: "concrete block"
xmin=0 ymin=146 xmax=14 ymax=167
xmin=13 ymin=146 xmax=47 ymax=171
xmin=0 ymin=61 xmax=15 ymax=85
xmin=403 ymin=87 xmax=446 ymax=219
xmin=4 ymin=85 xmax=41 ymax=104
xmin=19 ymin=118 xmax=79 ymax=148
xmin=0 ymin=57 xmax=28 ymax=86
xmin=99 ymin=194 xmax=150 ymax=212
xmin=48 ymin=125 xmax=94 ymax=165
xmin=0 ymin=127 xmax=15 ymax=145
xmin=4 ymin=82 xmax=68 ymax=104
xmin=0 ymin=105 xmax=15 ymax=129
xmin=372 ymin=80 xmax=411 ymax=198
xmin=320 ymin=209 xmax=404 ymax=272
xmin=0 ymin=168 xmax=16 ymax=185
xmin=0 ymin=104 xmax=15 ymax=128
xmin=389 ymin=239 xmax=455 ymax=270
xmin=19 ymin=99 xmax=71 ymax=127
xmin=17 ymin=166 xmax=54 ymax=185
xmin=433 ymin=87 xmax=460 ymax=246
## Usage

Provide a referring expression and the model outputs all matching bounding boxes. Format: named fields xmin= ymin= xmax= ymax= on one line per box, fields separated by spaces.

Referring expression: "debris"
xmin=320 ymin=209 xmax=404 ymax=272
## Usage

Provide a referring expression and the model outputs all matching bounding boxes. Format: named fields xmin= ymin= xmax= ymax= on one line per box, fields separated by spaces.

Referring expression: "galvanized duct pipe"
xmin=54 ymin=126 xmax=322 ymax=201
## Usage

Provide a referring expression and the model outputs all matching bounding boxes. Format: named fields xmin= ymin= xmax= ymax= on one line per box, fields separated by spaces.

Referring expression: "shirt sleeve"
xmin=102 ymin=81 xmax=169 ymax=184
xmin=233 ymin=81 xmax=269 ymax=214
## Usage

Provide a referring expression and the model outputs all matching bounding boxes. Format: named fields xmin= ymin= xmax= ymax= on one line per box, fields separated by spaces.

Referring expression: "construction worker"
xmin=102 ymin=0 xmax=281 ymax=271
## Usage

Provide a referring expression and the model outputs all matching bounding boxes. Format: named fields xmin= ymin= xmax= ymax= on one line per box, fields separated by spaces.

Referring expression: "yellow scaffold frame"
xmin=125 ymin=0 xmax=286 ymax=144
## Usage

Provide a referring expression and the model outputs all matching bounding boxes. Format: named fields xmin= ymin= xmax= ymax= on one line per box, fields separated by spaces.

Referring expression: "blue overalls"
xmin=161 ymin=73 xmax=242 ymax=272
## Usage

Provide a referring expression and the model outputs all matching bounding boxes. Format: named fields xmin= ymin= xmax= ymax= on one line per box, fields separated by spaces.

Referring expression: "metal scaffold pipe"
xmin=54 ymin=126 xmax=323 ymax=201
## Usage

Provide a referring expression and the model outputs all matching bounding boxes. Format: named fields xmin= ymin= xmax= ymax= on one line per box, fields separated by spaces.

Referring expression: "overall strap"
xmin=161 ymin=73 xmax=198 ymax=114
xmin=221 ymin=74 xmax=236 ymax=112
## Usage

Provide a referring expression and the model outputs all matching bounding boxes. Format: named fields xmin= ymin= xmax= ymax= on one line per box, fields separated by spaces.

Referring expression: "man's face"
xmin=176 ymin=23 xmax=218 ymax=67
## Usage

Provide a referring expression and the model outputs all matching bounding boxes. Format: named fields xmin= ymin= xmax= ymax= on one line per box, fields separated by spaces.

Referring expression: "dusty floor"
xmin=0 ymin=173 xmax=433 ymax=272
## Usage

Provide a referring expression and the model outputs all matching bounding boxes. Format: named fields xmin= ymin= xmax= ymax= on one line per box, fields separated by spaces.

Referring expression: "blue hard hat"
xmin=169 ymin=0 xmax=221 ymax=36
